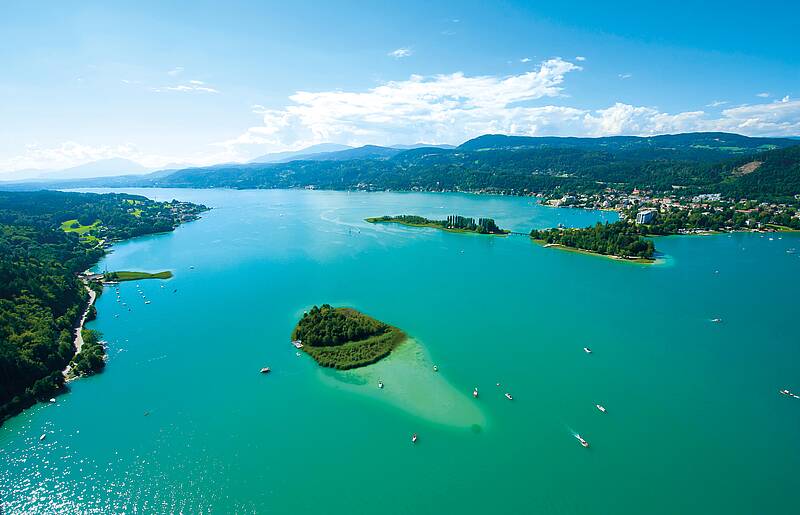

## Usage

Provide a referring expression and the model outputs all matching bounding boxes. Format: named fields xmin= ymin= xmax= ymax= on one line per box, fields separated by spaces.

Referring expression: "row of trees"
xmin=372 ymin=214 xmax=507 ymax=234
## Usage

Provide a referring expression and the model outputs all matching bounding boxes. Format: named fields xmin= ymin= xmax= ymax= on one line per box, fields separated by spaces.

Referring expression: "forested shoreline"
xmin=0 ymin=191 xmax=207 ymax=425
xmin=531 ymin=221 xmax=656 ymax=261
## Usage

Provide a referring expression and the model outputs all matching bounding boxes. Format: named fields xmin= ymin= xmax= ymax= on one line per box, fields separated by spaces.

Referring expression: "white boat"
xmin=291 ymin=340 xmax=304 ymax=349
xmin=575 ymin=434 xmax=589 ymax=448
xmin=711 ymin=318 xmax=721 ymax=323
xmin=433 ymin=365 xmax=438 ymax=372
xmin=596 ymin=404 xmax=606 ymax=413
xmin=378 ymin=381 xmax=384 ymax=389
xmin=260 ymin=367 xmax=271 ymax=374
xmin=505 ymin=393 xmax=513 ymax=400
xmin=412 ymin=433 xmax=418 ymax=443
xmin=39 ymin=433 xmax=46 ymax=441
xmin=473 ymin=388 xmax=479 ymax=398
xmin=144 ymin=300 xmax=151 ymax=305
xmin=49 ymin=398 xmax=56 ymax=403
xmin=780 ymin=389 xmax=791 ymax=396
xmin=583 ymin=347 xmax=592 ymax=354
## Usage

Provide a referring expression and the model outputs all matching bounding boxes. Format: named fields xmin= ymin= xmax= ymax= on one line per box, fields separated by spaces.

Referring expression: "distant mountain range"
xmin=249 ymin=142 xmax=454 ymax=164
xmin=0 ymin=158 xmax=150 ymax=182
xmin=2 ymin=132 xmax=798 ymax=202
xmin=249 ymin=143 xmax=353 ymax=163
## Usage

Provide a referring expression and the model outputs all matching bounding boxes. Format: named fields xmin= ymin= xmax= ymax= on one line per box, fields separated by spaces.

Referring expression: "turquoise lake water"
xmin=2 ymin=189 xmax=799 ymax=513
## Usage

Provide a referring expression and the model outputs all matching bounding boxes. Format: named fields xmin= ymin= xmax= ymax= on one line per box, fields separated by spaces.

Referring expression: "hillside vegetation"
xmin=0 ymin=191 xmax=207 ymax=425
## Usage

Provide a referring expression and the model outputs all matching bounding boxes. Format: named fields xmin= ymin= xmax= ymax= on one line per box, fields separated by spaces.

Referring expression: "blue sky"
xmin=1 ymin=0 xmax=798 ymax=173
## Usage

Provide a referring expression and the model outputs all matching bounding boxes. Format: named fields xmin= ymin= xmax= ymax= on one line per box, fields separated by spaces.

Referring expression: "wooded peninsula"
xmin=530 ymin=221 xmax=656 ymax=262
xmin=292 ymin=305 xmax=407 ymax=369
xmin=366 ymin=214 xmax=509 ymax=235
xmin=0 ymin=190 xmax=207 ymax=425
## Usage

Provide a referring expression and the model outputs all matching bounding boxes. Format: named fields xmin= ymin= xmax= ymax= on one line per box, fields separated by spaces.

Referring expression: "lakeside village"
xmin=540 ymin=189 xmax=800 ymax=233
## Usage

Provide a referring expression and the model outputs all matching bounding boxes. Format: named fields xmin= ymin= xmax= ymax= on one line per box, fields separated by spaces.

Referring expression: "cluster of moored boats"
xmin=258 ymin=339 xmax=608 ymax=448
xmin=407 ymin=351 xmax=607 ymax=447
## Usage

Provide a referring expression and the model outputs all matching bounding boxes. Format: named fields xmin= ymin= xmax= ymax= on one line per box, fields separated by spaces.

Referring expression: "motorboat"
xmin=583 ymin=347 xmax=592 ymax=354
xmin=473 ymin=388 xmax=479 ymax=398
xmin=596 ymin=404 xmax=606 ymax=413
xmin=433 ymin=365 xmax=438 ymax=372
xmin=505 ymin=393 xmax=513 ymax=400
xmin=378 ymin=381 xmax=384 ymax=389
xmin=412 ymin=433 xmax=418 ymax=444
xmin=39 ymin=433 xmax=47 ymax=441
xmin=260 ymin=367 xmax=271 ymax=374
xmin=711 ymin=318 xmax=722 ymax=323
xmin=575 ymin=434 xmax=589 ymax=448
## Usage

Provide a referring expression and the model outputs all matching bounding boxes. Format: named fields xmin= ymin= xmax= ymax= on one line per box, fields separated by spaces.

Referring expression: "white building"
xmin=635 ymin=209 xmax=656 ymax=224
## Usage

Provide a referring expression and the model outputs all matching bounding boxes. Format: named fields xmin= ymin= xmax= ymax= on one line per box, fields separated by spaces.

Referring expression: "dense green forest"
xmin=367 ymin=214 xmax=507 ymax=234
xmin=531 ymin=221 xmax=655 ymax=260
xmin=292 ymin=305 xmax=406 ymax=369
xmin=69 ymin=329 xmax=106 ymax=377
xmin=11 ymin=132 xmax=799 ymax=204
xmin=0 ymin=191 xmax=206 ymax=425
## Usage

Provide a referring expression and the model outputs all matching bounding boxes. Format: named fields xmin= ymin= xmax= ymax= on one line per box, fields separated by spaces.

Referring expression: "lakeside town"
xmin=539 ymin=188 xmax=800 ymax=233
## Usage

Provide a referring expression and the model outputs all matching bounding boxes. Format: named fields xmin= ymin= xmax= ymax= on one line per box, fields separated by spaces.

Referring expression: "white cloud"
xmin=520 ymin=57 xmax=532 ymax=63
xmin=168 ymin=66 xmax=184 ymax=76
xmin=0 ymin=142 xmax=139 ymax=172
xmin=151 ymin=79 xmax=220 ymax=94
xmin=388 ymin=47 xmax=413 ymax=59
xmin=618 ymin=73 xmax=632 ymax=79
xmin=756 ymin=92 xmax=770 ymax=98
xmin=575 ymin=56 xmax=586 ymax=62
xmin=0 ymin=140 xmax=241 ymax=174
xmin=225 ymin=58 xmax=583 ymax=151
xmin=6 ymin=59 xmax=799 ymax=173
xmin=581 ymin=98 xmax=800 ymax=137
xmin=224 ymin=58 xmax=800 ymax=156
xmin=706 ymin=100 xmax=728 ymax=107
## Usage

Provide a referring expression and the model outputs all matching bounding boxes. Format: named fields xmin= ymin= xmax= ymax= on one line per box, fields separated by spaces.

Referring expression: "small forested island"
xmin=0 ymin=190 xmax=207 ymax=425
xmin=366 ymin=214 xmax=509 ymax=234
xmin=530 ymin=221 xmax=656 ymax=262
xmin=292 ymin=304 xmax=407 ymax=369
